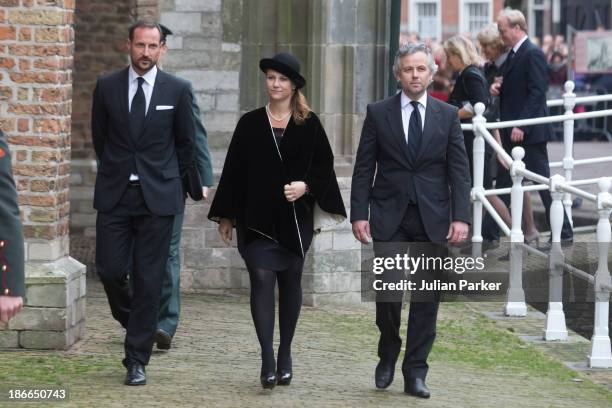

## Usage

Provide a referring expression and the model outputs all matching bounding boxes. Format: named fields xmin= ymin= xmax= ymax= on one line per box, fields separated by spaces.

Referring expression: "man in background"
xmin=154 ymin=24 xmax=214 ymax=350
xmin=491 ymin=8 xmax=573 ymax=243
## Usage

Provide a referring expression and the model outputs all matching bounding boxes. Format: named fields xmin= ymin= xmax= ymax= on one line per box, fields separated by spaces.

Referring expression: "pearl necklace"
xmin=266 ymin=103 xmax=292 ymax=122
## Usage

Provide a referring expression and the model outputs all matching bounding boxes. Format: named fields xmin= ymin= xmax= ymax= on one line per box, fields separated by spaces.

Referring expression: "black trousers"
xmin=96 ymin=184 xmax=174 ymax=366
xmin=495 ymin=141 xmax=573 ymax=240
xmin=373 ymin=205 xmax=441 ymax=380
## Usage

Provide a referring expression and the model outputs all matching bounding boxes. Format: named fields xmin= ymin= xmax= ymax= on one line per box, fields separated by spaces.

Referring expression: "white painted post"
xmin=562 ymin=81 xmax=576 ymax=226
xmin=589 ymin=177 xmax=612 ymax=368
xmin=544 ymin=174 xmax=568 ymax=340
xmin=471 ymin=102 xmax=487 ymax=245
xmin=505 ymin=147 xmax=527 ymax=316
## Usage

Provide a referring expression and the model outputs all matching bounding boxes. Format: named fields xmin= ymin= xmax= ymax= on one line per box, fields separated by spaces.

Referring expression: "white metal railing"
xmin=464 ymin=81 xmax=612 ymax=369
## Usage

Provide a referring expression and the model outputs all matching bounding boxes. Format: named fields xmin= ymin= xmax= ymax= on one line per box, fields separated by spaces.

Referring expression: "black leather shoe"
xmin=374 ymin=360 xmax=395 ymax=389
xmin=260 ymin=372 xmax=276 ymax=389
xmin=155 ymin=329 xmax=172 ymax=350
xmin=124 ymin=363 xmax=146 ymax=386
xmin=404 ymin=377 xmax=430 ymax=398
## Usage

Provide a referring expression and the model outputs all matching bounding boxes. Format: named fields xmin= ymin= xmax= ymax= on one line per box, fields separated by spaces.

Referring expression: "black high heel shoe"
xmin=276 ymin=354 xmax=292 ymax=385
xmin=276 ymin=370 xmax=292 ymax=386
xmin=260 ymin=372 xmax=277 ymax=389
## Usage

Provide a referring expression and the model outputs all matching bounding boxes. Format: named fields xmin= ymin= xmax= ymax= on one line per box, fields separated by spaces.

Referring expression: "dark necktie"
xmin=130 ymin=77 xmax=146 ymax=139
xmin=504 ymin=50 xmax=515 ymax=74
xmin=408 ymin=101 xmax=422 ymax=162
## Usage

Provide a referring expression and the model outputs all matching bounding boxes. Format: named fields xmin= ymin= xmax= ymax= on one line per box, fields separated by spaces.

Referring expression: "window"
xmin=417 ymin=2 xmax=438 ymax=40
xmin=460 ymin=0 xmax=492 ymax=38
xmin=409 ymin=0 xmax=441 ymax=41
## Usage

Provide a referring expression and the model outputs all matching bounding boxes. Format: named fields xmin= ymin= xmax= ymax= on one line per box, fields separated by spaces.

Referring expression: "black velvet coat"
xmin=208 ymin=108 xmax=347 ymax=257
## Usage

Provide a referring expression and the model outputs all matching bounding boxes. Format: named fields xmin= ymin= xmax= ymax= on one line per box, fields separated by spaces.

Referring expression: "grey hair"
xmin=498 ymin=8 xmax=528 ymax=33
xmin=393 ymin=43 xmax=438 ymax=76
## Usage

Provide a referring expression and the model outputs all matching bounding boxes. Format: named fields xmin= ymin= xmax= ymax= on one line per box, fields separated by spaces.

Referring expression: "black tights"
xmin=247 ymin=260 xmax=303 ymax=374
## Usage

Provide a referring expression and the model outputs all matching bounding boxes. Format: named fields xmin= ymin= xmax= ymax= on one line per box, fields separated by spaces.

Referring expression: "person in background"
xmin=152 ymin=24 xmax=214 ymax=351
xmin=491 ymin=8 xmax=573 ymax=244
xmin=477 ymin=23 xmax=540 ymax=245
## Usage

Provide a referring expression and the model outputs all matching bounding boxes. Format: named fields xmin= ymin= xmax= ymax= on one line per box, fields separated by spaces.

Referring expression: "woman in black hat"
xmin=208 ymin=52 xmax=346 ymax=389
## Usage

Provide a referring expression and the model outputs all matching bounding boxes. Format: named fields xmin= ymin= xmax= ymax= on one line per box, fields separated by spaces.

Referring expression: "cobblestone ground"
xmin=1 ymin=279 xmax=611 ymax=408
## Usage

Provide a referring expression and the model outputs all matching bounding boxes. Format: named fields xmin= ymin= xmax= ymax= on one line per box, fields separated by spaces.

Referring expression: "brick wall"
xmin=1 ymin=0 xmax=75 ymax=260
xmin=0 ymin=0 xmax=86 ymax=350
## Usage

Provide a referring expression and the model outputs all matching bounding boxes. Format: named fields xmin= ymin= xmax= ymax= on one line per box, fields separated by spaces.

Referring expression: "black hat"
xmin=259 ymin=52 xmax=306 ymax=89
xmin=159 ymin=24 xmax=173 ymax=43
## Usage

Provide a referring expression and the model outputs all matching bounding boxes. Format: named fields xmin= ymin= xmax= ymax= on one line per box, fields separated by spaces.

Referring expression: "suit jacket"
xmin=91 ymin=67 xmax=195 ymax=216
xmin=499 ymin=38 xmax=552 ymax=145
xmin=350 ymin=93 xmax=471 ymax=242
xmin=0 ymin=131 xmax=25 ymax=297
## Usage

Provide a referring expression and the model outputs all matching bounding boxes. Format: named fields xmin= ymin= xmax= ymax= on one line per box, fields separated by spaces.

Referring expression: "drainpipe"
xmin=388 ymin=0 xmax=401 ymax=96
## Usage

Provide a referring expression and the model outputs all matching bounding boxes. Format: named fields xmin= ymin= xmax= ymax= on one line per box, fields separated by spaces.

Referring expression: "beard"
xmin=131 ymin=56 xmax=156 ymax=73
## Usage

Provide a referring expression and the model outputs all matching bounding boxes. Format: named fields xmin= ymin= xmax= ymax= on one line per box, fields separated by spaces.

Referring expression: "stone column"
xmin=0 ymin=0 xmax=85 ymax=349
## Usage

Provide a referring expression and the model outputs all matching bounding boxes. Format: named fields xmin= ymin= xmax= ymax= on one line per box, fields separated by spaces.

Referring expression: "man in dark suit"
xmin=491 ymin=8 xmax=572 ymax=241
xmin=154 ymin=25 xmax=214 ymax=350
xmin=92 ymin=20 xmax=195 ymax=385
xmin=0 ymin=130 xmax=25 ymax=322
xmin=351 ymin=43 xmax=471 ymax=398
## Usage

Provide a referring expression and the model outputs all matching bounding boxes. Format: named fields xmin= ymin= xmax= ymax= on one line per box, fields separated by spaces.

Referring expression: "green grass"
xmin=0 ymin=353 xmax=117 ymax=386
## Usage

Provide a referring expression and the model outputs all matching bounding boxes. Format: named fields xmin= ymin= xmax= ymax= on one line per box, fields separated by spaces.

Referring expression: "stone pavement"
xmin=1 ymin=278 xmax=611 ymax=408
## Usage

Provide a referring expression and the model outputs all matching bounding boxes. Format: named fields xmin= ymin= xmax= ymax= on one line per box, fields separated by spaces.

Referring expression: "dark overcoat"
xmin=208 ymin=108 xmax=346 ymax=257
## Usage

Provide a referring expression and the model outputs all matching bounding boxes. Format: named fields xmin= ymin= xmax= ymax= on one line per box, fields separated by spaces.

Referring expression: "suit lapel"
xmin=503 ymin=38 xmax=529 ymax=77
xmin=138 ymin=70 xmax=167 ymax=142
xmin=415 ymin=94 xmax=440 ymax=163
xmin=385 ymin=93 xmax=413 ymax=168
xmin=119 ymin=67 xmax=130 ymax=130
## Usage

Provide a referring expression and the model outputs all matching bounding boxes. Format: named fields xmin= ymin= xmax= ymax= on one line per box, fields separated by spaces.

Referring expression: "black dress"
xmin=447 ymin=64 xmax=493 ymax=188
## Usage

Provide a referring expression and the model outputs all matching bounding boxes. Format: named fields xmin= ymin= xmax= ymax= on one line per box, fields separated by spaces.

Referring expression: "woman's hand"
xmin=218 ymin=218 xmax=233 ymax=246
xmin=284 ymin=181 xmax=307 ymax=202
xmin=497 ymin=153 xmax=510 ymax=170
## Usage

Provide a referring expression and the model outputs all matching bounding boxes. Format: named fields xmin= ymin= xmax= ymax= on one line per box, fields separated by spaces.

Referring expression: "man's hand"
xmin=352 ymin=220 xmax=371 ymax=244
xmin=0 ymin=296 xmax=23 ymax=322
xmin=446 ymin=221 xmax=469 ymax=244
xmin=510 ymin=127 xmax=524 ymax=143
xmin=218 ymin=218 xmax=233 ymax=247
xmin=202 ymin=186 xmax=209 ymax=201
xmin=284 ymin=181 xmax=306 ymax=202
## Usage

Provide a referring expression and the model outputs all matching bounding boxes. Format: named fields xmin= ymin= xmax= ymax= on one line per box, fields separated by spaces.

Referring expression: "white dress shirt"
xmin=127 ymin=65 xmax=157 ymax=181
xmin=512 ymin=35 xmax=529 ymax=54
xmin=400 ymin=91 xmax=427 ymax=143
xmin=128 ymin=64 xmax=157 ymax=114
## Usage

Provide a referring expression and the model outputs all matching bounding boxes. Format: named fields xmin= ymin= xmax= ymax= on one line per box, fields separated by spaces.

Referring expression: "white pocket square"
xmin=156 ymin=105 xmax=174 ymax=110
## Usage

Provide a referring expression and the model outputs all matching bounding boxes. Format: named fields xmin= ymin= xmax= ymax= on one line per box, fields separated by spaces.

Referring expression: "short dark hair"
xmin=128 ymin=20 xmax=162 ymax=42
